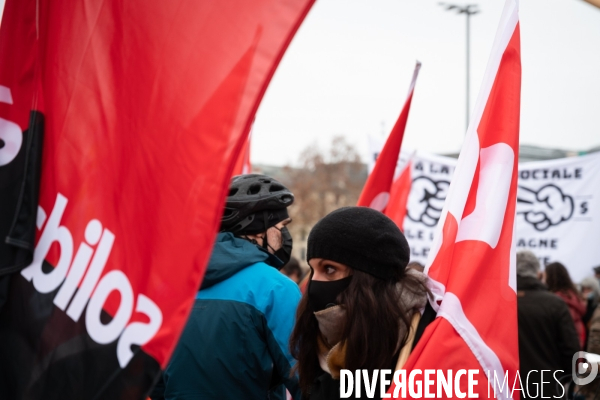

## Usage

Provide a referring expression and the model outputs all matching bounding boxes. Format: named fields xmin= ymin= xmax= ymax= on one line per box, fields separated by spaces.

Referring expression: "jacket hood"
xmin=200 ymin=232 xmax=276 ymax=290
xmin=517 ymin=275 xmax=548 ymax=291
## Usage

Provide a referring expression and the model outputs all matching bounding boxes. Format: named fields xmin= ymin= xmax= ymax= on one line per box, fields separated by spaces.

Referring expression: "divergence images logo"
xmin=573 ymin=352 xmax=600 ymax=386
xmin=516 ymin=184 xmax=574 ymax=232
xmin=407 ymin=177 xmax=449 ymax=227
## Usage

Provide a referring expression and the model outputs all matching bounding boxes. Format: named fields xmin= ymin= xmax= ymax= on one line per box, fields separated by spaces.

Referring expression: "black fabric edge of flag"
xmin=1 ymin=111 xmax=44 ymax=276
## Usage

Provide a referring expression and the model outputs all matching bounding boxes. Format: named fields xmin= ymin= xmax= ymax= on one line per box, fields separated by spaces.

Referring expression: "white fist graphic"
xmin=407 ymin=177 xmax=449 ymax=227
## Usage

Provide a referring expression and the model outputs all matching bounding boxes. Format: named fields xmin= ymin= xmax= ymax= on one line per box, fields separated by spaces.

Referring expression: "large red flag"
xmin=357 ymin=62 xmax=421 ymax=212
xmin=396 ymin=0 xmax=521 ymax=398
xmin=0 ymin=0 xmax=314 ymax=398
xmin=232 ymin=130 xmax=253 ymax=176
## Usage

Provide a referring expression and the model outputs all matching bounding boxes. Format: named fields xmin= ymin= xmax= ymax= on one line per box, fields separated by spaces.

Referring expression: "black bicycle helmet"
xmin=220 ymin=174 xmax=294 ymax=234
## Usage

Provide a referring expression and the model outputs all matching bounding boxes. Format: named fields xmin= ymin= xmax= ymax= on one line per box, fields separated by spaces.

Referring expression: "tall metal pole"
xmin=466 ymin=9 xmax=470 ymax=130
xmin=439 ymin=3 xmax=479 ymax=133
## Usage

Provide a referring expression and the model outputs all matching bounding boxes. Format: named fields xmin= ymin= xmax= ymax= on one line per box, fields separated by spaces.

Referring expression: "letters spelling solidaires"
xmin=20 ymin=193 xmax=163 ymax=368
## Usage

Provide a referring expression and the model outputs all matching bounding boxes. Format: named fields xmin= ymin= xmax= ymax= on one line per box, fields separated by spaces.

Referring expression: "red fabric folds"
xmin=0 ymin=0 xmax=315 ymax=396
xmin=394 ymin=1 xmax=522 ymax=399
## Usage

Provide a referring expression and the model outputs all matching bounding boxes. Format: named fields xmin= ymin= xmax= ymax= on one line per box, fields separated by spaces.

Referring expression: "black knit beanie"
xmin=306 ymin=206 xmax=410 ymax=281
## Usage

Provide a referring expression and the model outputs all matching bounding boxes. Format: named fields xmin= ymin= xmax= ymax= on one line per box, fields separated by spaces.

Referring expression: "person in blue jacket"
xmin=153 ymin=174 xmax=301 ymax=400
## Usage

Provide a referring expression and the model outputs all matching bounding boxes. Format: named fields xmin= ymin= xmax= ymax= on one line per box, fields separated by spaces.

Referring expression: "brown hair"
xmin=289 ymin=269 xmax=427 ymax=397
xmin=545 ymin=262 xmax=580 ymax=298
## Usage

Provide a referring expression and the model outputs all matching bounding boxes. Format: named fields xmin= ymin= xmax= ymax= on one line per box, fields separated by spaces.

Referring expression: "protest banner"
xmin=515 ymin=152 xmax=600 ymax=281
xmin=0 ymin=0 xmax=314 ymax=398
xmin=375 ymin=149 xmax=600 ymax=280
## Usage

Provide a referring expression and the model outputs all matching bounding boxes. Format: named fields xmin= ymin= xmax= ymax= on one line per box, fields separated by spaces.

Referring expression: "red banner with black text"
xmin=0 ymin=0 xmax=314 ymax=398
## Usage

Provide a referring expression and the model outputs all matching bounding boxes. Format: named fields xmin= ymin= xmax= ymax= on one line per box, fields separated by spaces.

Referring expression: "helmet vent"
xmin=269 ymin=184 xmax=284 ymax=192
xmin=221 ymin=174 xmax=294 ymax=233
xmin=248 ymin=184 xmax=261 ymax=195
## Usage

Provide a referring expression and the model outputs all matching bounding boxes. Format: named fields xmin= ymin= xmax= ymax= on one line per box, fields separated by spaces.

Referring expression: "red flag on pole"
xmin=385 ymin=155 xmax=413 ymax=230
xmin=0 ymin=0 xmax=314 ymax=398
xmin=396 ymin=0 xmax=521 ymax=398
xmin=357 ymin=62 xmax=421 ymax=212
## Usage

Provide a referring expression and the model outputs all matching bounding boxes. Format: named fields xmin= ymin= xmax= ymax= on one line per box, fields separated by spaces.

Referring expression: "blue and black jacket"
xmin=158 ymin=232 xmax=302 ymax=400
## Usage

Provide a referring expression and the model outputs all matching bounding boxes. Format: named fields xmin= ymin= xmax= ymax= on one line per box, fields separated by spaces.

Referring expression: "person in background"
xmin=545 ymin=262 xmax=587 ymax=348
xmin=585 ymin=266 xmax=600 ymax=351
xmin=282 ymin=257 xmax=303 ymax=284
xmin=580 ymin=277 xmax=600 ymax=330
xmin=588 ymin=298 xmax=600 ymax=355
xmin=581 ymin=278 xmax=600 ymax=399
xmin=516 ymin=251 xmax=579 ymax=399
xmin=593 ymin=265 xmax=600 ymax=283
xmin=152 ymin=174 xmax=301 ymax=400
xmin=289 ymin=207 xmax=429 ymax=400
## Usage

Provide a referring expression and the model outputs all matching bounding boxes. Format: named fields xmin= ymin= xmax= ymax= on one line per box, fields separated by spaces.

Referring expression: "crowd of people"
xmin=149 ymin=173 xmax=599 ymax=400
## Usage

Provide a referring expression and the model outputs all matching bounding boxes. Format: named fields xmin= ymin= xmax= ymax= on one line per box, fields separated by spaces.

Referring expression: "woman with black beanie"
xmin=289 ymin=206 xmax=430 ymax=400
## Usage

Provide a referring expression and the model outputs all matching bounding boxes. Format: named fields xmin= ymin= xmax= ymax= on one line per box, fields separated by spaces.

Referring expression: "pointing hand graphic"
xmin=517 ymin=184 xmax=574 ymax=231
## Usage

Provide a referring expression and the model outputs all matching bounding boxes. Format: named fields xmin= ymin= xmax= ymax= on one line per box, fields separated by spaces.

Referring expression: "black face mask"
xmin=308 ymin=276 xmax=352 ymax=312
xmin=273 ymin=226 xmax=293 ymax=266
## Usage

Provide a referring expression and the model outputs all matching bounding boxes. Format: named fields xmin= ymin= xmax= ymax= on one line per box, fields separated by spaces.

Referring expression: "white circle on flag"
xmin=369 ymin=192 xmax=390 ymax=212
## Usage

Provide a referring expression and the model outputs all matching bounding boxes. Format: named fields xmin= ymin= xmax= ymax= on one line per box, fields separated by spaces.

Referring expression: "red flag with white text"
xmin=394 ymin=0 xmax=521 ymax=398
xmin=357 ymin=62 xmax=421 ymax=212
xmin=0 ymin=0 xmax=314 ymax=398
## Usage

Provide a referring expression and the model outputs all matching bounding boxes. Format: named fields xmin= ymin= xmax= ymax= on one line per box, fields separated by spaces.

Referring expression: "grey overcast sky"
xmin=1 ymin=0 xmax=598 ymax=167
xmin=252 ymin=0 xmax=600 ymax=166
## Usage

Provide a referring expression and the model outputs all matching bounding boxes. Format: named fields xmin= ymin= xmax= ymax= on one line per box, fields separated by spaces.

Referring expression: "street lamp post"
xmin=439 ymin=3 xmax=480 ymax=132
